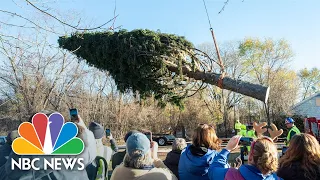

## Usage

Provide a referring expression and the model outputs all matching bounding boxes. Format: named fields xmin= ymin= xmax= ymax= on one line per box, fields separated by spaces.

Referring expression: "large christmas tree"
xmin=58 ymin=29 xmax=269 ymax=107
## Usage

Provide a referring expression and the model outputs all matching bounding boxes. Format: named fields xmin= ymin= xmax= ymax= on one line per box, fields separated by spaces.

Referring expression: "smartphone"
xmin=238 ymin=137 xmax=254 ymax=146
xmin=106 ymin=129 xmax=111 ymax=136
xmin=69 ymin=108 xmax=79 ymax=121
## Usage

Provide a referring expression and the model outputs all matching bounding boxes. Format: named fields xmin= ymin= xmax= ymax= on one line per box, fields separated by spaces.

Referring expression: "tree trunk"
xmin=166 ymin=65 xmax=270 ymax=103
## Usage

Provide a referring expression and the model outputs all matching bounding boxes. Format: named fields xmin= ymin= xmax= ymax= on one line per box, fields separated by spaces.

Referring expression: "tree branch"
xmin=25 ymin=0 xmax=118 ymax=31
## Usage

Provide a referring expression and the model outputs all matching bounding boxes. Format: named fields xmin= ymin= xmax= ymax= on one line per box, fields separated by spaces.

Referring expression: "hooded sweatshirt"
xmin=209 ymin=149 xmax=281 ymax=180
xmin=178 ymin=145 xmax=218 ymax=180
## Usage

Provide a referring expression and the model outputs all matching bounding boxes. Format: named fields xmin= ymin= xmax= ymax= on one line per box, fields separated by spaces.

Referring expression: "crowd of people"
xmin=0 ymin=112 xmax=320 ymax=180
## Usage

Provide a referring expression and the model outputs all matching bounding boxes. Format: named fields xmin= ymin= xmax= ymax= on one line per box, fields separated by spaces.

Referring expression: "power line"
xmin=202 ymin=0 xmax=213 ymax=29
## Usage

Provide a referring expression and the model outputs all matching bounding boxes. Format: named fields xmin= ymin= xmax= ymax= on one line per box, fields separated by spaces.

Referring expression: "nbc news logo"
xmin=11 ymin=113 xmax=85 ymax=170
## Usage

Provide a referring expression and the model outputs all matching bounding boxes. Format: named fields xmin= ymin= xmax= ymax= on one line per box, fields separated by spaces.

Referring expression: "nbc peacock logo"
xmin=12 ymin=112 xmax=84 ymax=155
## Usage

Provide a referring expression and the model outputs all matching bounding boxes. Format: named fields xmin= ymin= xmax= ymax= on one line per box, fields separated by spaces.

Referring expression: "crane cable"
xmin=202 ymin=0 xmax=225 ymax=89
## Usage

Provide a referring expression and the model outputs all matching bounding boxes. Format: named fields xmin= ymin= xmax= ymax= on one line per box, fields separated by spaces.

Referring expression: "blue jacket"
xmin=209 ymin=149 xmax=281 ymax=180
xmin=178 ymin=145 xmax=218 ymax=180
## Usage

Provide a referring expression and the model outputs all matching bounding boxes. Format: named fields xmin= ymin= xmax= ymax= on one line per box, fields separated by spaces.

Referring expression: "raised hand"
xmin=226 ymin=135 xmax=241 ymax=152
xmin=268 ymin=123 xmax=283 ymax=141
xmin=151 ymin=141 xmax=159 ymax=160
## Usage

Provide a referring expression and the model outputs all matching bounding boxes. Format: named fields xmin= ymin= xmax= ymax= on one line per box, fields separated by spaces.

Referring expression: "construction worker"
xmin=234 ymin=120 xmax=242 ymax=135
xmin=246 ymin=123 xmax=256 ymax=152
xmin=246 ymin=123 xmax=256 ymax=138
xmin=285 ymin=117 xmax=301 ymax=146
xmin=239 ymin=124 xmax=248 ymax=163
xmin=239 ymin=124 xmax=247 ymax=136
xmin=239 ymin=123 xmax=257 ymax=163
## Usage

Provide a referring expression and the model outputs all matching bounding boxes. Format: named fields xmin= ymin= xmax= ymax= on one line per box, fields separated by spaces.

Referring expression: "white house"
xmin=292 ymin=92 xmax=320 ymax=118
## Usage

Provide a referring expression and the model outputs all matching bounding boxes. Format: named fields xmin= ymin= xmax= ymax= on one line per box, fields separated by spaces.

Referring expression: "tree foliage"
xmin=238 ymin=38 xmax=297 ymax=125
xmin=58 ymin=29 xmax=197 ymax=107
xmin=239 ymin=38 xmax=293 ymax=85
xmin=298 ymin=67 xmax=320 ymax=100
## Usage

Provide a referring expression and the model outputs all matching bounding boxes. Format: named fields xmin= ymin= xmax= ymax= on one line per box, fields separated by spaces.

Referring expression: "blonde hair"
xmin=250 ymin=137 xmax=278 ymax=175
xmin=192 ymin=124 xmax=221 ymax=150
xmin=124 ymin=150 xmax=153 ymax=169
xmin=279 ymin=133 xmax=320 ymax=180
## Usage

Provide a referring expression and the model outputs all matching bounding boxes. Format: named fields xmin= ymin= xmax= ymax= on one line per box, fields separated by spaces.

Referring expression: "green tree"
xmin=298 ymin=67 xmax=320 ymax=100
xmin=239 ymin=38 xmax=296 ymax=125
xmin=58 ymin=30 xmax=270 ymax=108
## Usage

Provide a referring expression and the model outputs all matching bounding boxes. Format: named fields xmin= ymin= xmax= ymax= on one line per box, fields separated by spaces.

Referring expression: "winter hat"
xmin=7 ymin=130 xmax=19 ymax=144
xmin=285 ymin=117 xmax=295 ymax=124
xmin=124 ymin=130 xmax=140 ymax=142
xmin=126 ymin=133 xmax=150 ymax=156
xmin=89 ymin=122 xmax=104 ymax=139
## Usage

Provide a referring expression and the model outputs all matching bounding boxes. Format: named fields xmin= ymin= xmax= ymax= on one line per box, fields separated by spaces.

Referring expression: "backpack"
xmin=225 ymin=168 xmax=245 ymax=180
xmin=86 ymin=156 xmax=108 ymax=180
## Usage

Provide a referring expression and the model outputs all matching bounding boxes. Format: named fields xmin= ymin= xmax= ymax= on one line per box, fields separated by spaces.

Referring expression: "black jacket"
xmin=163 ymin=150 xmax=182 ymax=179
xmin=277 ymin=161 xmax=320 ymax=180
xmin=112 ymin=150 xmax=126 ymax=170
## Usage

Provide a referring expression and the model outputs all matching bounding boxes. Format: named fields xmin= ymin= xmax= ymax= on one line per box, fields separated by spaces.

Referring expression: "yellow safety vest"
xmin=246 ymin=130 xmax=256 ymax=151
xmin=235 ymin=122 xmax=242 ymax=130
xmin=286 ymin=125 xmax=300 ymax=146
xmin=240 ymin=130 xmax=247 ymax=137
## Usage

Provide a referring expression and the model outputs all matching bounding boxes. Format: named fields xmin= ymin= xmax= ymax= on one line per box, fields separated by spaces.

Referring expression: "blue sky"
xmin=2 ymin=0 xmax=320 ymax=70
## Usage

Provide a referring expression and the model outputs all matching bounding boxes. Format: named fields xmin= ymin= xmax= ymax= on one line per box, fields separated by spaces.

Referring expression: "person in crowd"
xmin=246 ymin=123 xmax=256 ymax=138
xmin=209 ymin=135 xmax=281 ymax=180
xmin=178 ymin=124 xmax=221 ymax=180
xmin=234 ymin=120 xmax=242 ymax=135
xmin=110 ymin=132 xmax=177 ymax=180
xmin=239 ymin=124 xmax=247 ymax=136
xmin=164 ymin=138 xmax=187 ymax=179
xmin=278 ymin=133 xmax=320 ymax=180
xmin=0 ymin=130 xmax=19 ymax=167
xmin=3 ymin=112 xmax=97 ymax=180
xmin=112 ymin=130 xmax=140 ymax=169
xmin=89 ymin=122 xmax=118 ymax=164
xmin=284 ymin=117 xmax=300 ymax=146
xmin=240 ymin=123 xmax=256 ymax=163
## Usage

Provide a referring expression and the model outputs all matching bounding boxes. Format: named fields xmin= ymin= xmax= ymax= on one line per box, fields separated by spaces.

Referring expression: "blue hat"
xmin=126 ymin=133 xmax=150 ymax=156
xmin=285 ymin=117 xmax=295 ymax=124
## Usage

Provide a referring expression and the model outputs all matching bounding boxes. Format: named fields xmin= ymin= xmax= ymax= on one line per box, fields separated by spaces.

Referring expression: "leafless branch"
xmin=0 ymin=9 xmax=60 ymax=35
xmin=25 ymin=0 xmax=118 ymax=31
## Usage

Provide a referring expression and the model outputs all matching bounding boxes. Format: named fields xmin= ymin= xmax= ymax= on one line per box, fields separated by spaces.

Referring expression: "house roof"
xmin=292 ymin=92 xmax=320 ymax=110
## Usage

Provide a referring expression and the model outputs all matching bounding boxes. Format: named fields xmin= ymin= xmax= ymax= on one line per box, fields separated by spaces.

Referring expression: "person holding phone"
xmin=208 ymin=136 xmax=280 ymax=180
xmin=89 ymin=122 xmax=118 ymax=164
xmin=178 ymin=124 xmax=221 ymax=180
